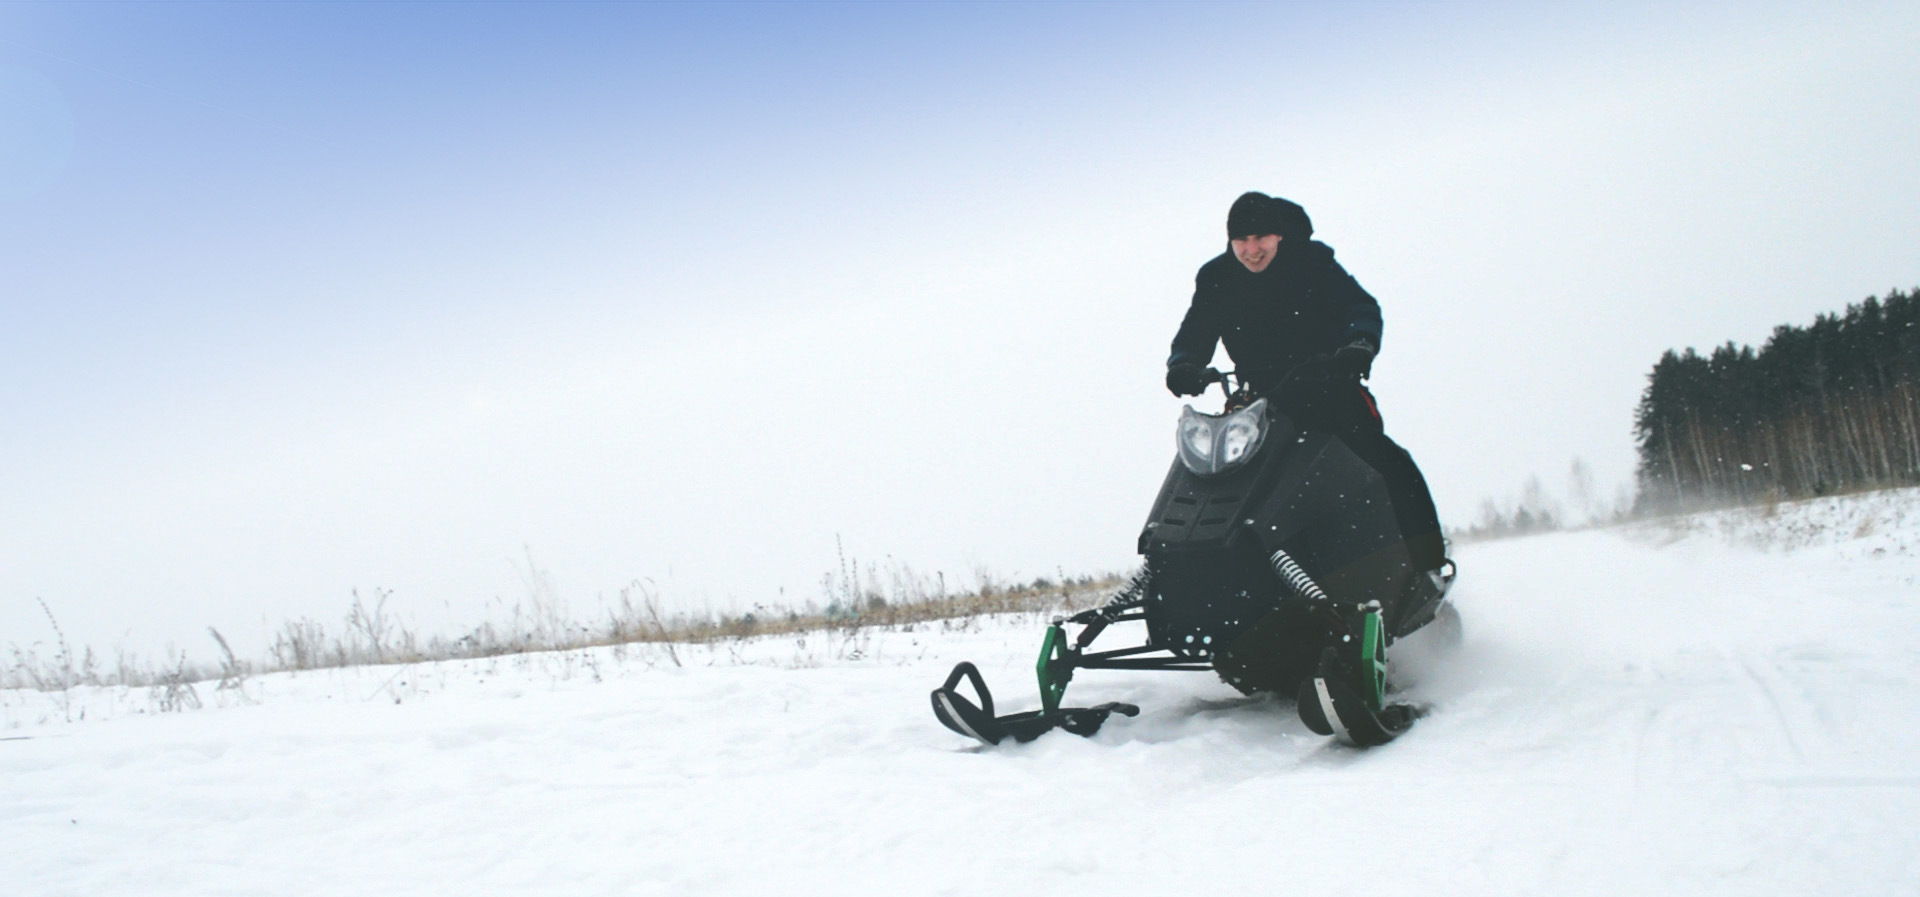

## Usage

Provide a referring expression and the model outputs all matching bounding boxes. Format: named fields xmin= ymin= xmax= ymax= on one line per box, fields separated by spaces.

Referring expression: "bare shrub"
xmin=346 ymin=587 xmax=396 ymax=664
xmin=208 ymin=627 xmax=252 ymax=700
xmin=638 ymin=583 xmax=681 ymax=668
xmin=272 ymin=618 xmax=328 ymax=671
xmin=3 ymin=600 xmax=86 ymax=720
xmin=149 ymin=652 xmax=203 ymax=713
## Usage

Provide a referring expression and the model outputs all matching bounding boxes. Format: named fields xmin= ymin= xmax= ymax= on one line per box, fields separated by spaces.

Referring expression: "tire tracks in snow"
xmin=1735 ymin=654 xmax=1808 ymax=763
xmin=1709 ymin=636 xmax=1819 ymax=767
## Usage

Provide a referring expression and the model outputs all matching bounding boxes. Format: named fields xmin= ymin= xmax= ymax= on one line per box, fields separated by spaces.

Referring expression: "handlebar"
xmin=1200 ymin=356 xmax=1356 ymax=405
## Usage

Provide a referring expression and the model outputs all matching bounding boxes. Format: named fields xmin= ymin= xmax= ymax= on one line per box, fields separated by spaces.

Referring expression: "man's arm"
xmin=1329 ymin=263 xmax=1383 ymax=351
xmin=1168 ymin=269 xmax=1223 ymax=369
xmin=1164 ymin=268 xmax=1224 ymax=396
xmin=1324 ymin=262 xmax=1383 ymax=379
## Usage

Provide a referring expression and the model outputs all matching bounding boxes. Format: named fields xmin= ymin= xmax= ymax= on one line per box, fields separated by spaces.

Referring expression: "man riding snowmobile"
xmin=1169 ymin=191 xmax=1447 ymax=574
xmin=928 ymin=192 xmax=1458 ymax=747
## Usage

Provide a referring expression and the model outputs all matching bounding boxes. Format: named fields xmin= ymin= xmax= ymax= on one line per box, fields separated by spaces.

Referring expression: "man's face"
xmin=1231 ymin=234 xmax=1281 ymax=273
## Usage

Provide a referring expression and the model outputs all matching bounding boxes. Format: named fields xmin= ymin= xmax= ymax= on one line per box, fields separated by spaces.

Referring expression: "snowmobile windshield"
xmin=1176 ymin=398 xmax=1269 ymax=477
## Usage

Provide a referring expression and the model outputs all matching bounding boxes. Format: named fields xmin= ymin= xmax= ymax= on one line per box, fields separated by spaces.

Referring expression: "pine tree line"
xmin=1634 ymin=287 xmax=1920 ymax=512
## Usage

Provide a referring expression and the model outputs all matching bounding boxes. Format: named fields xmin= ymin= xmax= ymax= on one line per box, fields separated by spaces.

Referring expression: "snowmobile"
xmin=931 ymin=363 xmax=1458 ymax=747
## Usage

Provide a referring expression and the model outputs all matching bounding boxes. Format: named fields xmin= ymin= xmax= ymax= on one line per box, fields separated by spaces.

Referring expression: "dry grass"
xmin=4 ymin=559 xmax=1123 ymax=711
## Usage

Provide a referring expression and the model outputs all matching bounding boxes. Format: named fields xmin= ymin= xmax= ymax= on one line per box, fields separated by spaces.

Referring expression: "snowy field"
xmin=7 ymin=491 xmax=1920 ymax=896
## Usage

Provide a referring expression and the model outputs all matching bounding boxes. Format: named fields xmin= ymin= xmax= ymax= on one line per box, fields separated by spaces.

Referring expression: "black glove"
xmin=1330 ymin=338 xmax=1377 ymax=379
xmin=1166 ymin=363 xmax=1211 ymax=397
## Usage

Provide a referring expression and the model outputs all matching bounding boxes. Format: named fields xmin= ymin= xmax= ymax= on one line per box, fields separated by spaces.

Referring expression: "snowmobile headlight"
xmin=1220 ymin=417 xmax=1260 ymax=464
xmin=1179 ymin=413 xmax=1215 ymax=464
xmin=1176 ymin=398 xmax=1269 ymax=476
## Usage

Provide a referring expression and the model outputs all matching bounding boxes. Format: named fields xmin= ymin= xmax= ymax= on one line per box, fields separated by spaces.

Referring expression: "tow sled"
xmin=931 ymin=366 xmax=1458 ymax=748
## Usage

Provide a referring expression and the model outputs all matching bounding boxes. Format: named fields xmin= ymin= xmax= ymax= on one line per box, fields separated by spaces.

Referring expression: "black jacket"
xmin=1167 ymin=240 xmax=1383 ymax=393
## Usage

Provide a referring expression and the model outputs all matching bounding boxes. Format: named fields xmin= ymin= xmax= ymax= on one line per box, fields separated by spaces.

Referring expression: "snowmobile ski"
xmin=1296 ymin=638 xmax=1427 ymax=746
xmin=930 ymin=661 xmax=1138 ymax=746
xmin=1293 ymin=602 xmax=1427 ymax=746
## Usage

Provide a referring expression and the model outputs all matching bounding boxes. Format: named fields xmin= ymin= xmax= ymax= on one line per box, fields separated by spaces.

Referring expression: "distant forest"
xmin=1634 ymin=287 xmax=1920 ymax=512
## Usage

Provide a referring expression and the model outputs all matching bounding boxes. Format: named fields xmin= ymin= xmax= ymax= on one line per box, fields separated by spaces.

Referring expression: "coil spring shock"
xmin=1068 ymin=567 xmax=1154 ymax=648
xmin=1268 ymin=549 xmax=1330 ymax=604
xmin=1270 ymin=549 xmax=1367 ymax=643
xmin=1101 ymin=567 xmax=1152 ymax=615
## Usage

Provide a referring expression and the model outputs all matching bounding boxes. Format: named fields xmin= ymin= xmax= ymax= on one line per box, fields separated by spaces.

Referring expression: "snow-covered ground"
xmin=7 ymin=492 xmax=1920 ymax=896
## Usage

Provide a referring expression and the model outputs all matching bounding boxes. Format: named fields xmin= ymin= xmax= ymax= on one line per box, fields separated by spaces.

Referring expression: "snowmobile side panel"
xmin=1245 ymin=435 xmax=1418 ymax=623
xmin=1211 ymin=604 xmax=1334 ymax=694
xmin=1249 ymin=434 xmax=1399 ymax=566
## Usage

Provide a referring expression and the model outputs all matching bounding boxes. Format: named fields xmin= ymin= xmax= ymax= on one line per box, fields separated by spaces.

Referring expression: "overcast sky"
xmin=5 ymin=1 xmax=1918 ymax=658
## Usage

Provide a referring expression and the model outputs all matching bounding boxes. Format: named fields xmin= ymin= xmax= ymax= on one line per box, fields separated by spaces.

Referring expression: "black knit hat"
xmin=1226 ymin=191 xmax=1313 ymax=242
